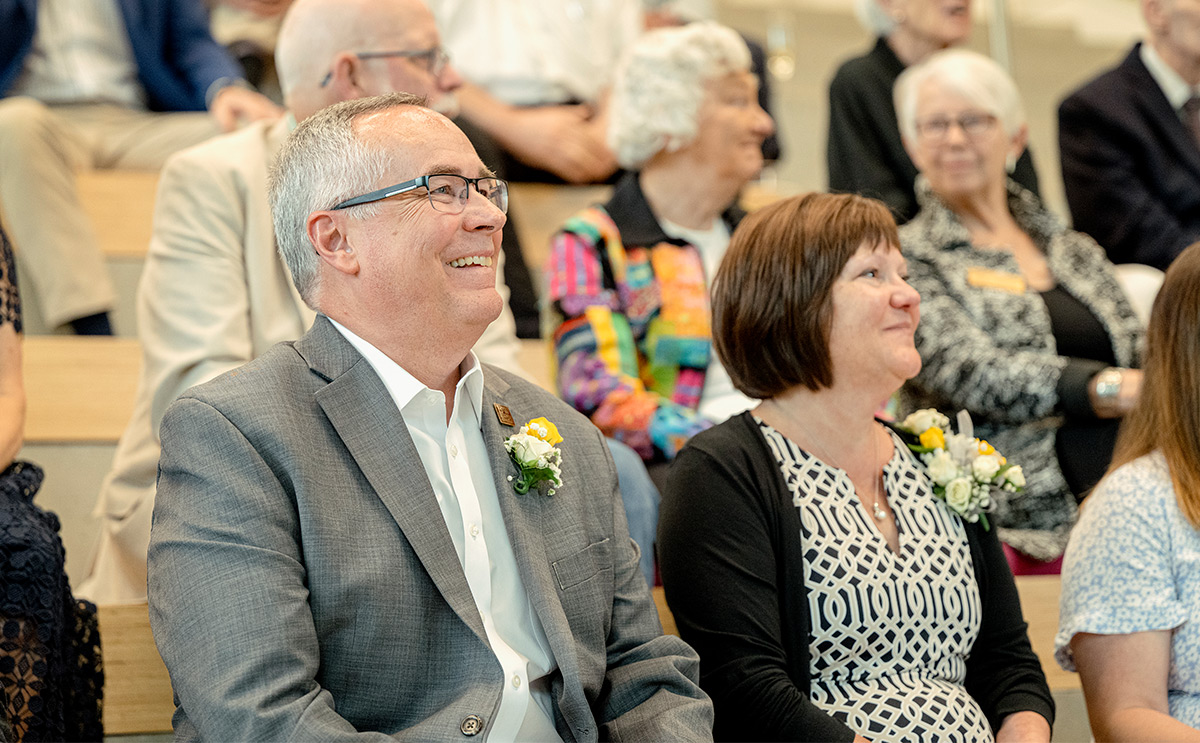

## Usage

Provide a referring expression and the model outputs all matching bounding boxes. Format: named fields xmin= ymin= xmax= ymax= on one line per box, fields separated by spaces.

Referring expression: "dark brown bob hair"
xmin=711 ymin=192 xmax=900 ymax=399
xmin=1108 ymin=241 xmax=1200 ymax=529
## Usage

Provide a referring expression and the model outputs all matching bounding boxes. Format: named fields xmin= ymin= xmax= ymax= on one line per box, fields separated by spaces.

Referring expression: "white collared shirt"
xmin=329 ymin=318 xmax=561 ymax=743
xmin=1141 ymin=40 xmax=1198 ymax=116
xmin=431 ymin=0 xmax=641 ymax=105
xmin=11 ymin=0 xmax=145 ymax=108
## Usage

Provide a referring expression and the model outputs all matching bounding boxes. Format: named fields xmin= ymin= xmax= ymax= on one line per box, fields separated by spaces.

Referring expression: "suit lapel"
xmin=1126 ymin=47 xmax=1200 ymax=179
xmin=300 ymin=318 xmax=489 ymax=646
xmin=481 ymin=373 xmax=591 ymax=737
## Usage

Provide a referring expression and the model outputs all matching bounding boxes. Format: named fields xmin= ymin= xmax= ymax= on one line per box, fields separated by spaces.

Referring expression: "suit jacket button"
xmin=460 ymin=714 xmax=484 ymax=736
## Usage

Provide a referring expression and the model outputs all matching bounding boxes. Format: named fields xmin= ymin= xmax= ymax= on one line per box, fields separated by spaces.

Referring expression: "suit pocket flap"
xmin=552 ymin=538 xmax=611 ymax=590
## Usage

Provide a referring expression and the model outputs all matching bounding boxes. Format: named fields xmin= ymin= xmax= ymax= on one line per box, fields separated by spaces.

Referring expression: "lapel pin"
xmin=493 ymin=403 xmax=515 ymax=427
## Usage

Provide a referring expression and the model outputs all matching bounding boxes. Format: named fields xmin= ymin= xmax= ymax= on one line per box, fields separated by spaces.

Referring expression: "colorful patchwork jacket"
xmin=546 ymin=173 xmax=745 ymax=460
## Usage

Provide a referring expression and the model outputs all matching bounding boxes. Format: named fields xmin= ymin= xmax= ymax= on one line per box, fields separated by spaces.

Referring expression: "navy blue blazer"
xmin=0 ymin=0 xmax=242 ymax=112
xmin=1059 ymin=43 xmax=1200 ymax=269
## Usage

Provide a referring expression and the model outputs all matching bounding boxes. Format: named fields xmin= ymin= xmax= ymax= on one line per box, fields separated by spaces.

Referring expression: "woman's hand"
xmin=995 ymin=710 xmax=1051 ymax=742
xmin=1088 ymin=367 xmax=1142 ymax=418
xmin=1073 ymin=630 xmax=1200 ymax=741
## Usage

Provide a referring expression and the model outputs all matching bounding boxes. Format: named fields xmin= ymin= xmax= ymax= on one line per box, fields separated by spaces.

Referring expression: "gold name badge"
xmin=966 ymin=267 xmax=1027 ymax=294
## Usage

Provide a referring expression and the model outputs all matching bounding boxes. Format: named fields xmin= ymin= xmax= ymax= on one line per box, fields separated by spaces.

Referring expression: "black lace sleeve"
xmin=0 ymin=229 xmax=20 ymax=334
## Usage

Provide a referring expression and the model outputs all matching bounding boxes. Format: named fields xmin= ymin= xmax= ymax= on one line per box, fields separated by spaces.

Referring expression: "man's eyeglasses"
xmin=331 ymin=174 xmax=509 ymax=214
xmin=320 ymin=47 xmax=450 ymax=87
xmin=915 ymin=112 xmax=998 ymax=141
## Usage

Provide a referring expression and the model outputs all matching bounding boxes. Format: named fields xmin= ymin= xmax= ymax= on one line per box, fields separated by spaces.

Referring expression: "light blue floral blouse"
xmin=1055 ymin=452 xmax=1200 ymax=726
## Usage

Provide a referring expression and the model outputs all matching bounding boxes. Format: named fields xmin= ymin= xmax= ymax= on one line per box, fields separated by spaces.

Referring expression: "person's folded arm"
xmin=149 ymin=396 xmax=392 ymax=741
xmin=659 ymin=439 xmax=860 ymax=742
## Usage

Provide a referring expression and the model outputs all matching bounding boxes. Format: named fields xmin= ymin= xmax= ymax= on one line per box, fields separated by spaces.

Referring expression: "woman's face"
xmin=889 ymin=0 xmax=972 ymax=48
xmin=907 ymin=80 xmax=1022 ymax=203
xmin=684 ymin=71 xmax=775 ymax=185
xmin=827 ymin=241 xmax=922 ymax=395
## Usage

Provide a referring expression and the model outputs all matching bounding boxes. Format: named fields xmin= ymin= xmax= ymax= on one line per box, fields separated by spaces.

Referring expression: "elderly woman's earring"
xmin=1005 ymin=152 xmax=1017 ymax=174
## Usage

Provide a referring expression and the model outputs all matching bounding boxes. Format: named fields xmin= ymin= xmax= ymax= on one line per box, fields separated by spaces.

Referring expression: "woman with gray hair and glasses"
xmin=826 ymin=0 xmax=1039 ymax=223
xmin=896 ymin=48 xmax=1144 ymax=573
xmin=545 ymin=21 xmax=774 ymax=472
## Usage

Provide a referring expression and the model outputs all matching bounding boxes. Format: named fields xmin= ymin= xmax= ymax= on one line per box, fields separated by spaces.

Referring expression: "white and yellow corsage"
xmin=898 ymin=409 xmax=1025 ymax=530
xmin=504 ymin=417 xmax=564 ymax=495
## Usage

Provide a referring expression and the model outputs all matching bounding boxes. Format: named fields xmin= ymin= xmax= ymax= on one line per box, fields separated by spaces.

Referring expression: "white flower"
xmin=972 ymin=454 xmax=1002 ymax=482
xmin=902 ymin=409 xmax=949 ymax=434
xmin=506 ymin=433 xmax=553 ymax=465
xmin=1004 ymin=465 xmax=1025 ymax=488
xmin=924 ymin=450 xmax=959 ymax=486
xmin=945 ymin=432 xmax=976 ymax=463
xmin=944 ymin=477 xmax=973 ymax=515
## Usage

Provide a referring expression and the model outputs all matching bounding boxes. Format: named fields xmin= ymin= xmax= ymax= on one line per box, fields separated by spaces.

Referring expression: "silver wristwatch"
xmin=1093 ymin=367 xmax=1124 ymax=400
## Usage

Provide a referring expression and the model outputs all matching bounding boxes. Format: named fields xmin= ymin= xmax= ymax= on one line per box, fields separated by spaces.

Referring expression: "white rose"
xmin=944 ymin=477 xmax=973 ymax=515
xmin=902 ymin=409 xmax=948 ymax=434
xmin=924 ymin=450 xmax=959 ymax=486
xmin=1004 ymin=465 xmax=1026 ymax=488
xmin=972 ymin=454 xmax=1002 ymax=482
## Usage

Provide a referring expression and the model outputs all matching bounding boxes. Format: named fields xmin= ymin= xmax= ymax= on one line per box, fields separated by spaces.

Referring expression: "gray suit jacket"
xmin=148 ymin=315 xmax=712 ymax=741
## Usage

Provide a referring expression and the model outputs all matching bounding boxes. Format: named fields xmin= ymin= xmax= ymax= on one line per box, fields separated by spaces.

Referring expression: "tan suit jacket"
xmin=80 ymin=118 xmax=522 ymax=602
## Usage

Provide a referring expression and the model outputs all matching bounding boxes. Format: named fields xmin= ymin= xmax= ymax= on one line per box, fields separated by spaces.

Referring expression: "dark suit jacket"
xmin=0 ymin=0 xmax=242 ymax=111
xmin=1059 ymin=43 xmax=1200 ymax=268
xmin=148 ymin=315 xmax=713 ymax=741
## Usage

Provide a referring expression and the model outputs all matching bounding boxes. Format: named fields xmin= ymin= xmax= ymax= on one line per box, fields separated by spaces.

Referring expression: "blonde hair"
xmin=1108 ymin=242 xmax=1200 ymax=528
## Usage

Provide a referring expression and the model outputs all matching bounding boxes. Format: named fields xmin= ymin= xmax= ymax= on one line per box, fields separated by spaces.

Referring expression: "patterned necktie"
xmin=1183 ymin=95 xmax=1200 ymax=150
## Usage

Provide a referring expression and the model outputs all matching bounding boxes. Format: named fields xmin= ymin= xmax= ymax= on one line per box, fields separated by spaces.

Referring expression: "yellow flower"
xmin=977 ymin=440 xmax=995 ymax=456
xmin=525 ymin=417 xmax=563 ymax=446
xmin=919 ymin=426 xmax=946 ymax=450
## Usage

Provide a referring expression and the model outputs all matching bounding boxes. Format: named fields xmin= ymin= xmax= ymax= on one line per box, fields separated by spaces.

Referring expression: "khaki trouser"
xmin=0 ymin=97 xmax=219 ymax=328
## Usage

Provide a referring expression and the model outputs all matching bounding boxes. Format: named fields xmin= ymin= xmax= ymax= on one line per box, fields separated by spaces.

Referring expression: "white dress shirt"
xmin=330 ymin=318 xmax=562 ymax=742
xmin=11 ymin=0 xmax=145 ymax=108
xmin=1141 ymin=41 xmax=1199 ymax=118
xmin=431 ymin=0 xmax=641 ymax=105
xmin=658 ymin=216 xmax=757 ymax=423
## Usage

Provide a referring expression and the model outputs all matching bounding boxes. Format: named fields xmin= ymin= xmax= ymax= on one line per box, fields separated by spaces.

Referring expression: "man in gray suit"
xmin=147 ymin=92 xmax=713 ymax=741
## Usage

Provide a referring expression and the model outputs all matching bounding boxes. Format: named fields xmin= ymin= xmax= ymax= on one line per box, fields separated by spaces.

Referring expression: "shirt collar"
xmin=603 ymin=171 xmax=747 ymax=247
xmin=326 ymin=316 xmax=484 ymax=429
xmin=1141 ymin=40 xmax=1195 ymax=111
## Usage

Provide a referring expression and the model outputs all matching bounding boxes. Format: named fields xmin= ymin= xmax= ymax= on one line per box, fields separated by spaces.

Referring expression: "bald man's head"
xmin=276 ymin=0 xmax=459 ymax=120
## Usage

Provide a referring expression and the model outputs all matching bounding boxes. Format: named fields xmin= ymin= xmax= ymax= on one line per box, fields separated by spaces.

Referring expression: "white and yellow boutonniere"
xmin=898 ymin=409 xmax=1025 ymax=531
xmin=504 ymin=417 xmax=564 ymax=495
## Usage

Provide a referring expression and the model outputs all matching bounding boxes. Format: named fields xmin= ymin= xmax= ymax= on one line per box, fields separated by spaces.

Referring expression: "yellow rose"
xmin=919 ymin=426 xmax=946 ymax=450
xmin=525 ymin=417 xmax=563 ymax=445
xmin=977 ymin=440 xmax=995 ymax=456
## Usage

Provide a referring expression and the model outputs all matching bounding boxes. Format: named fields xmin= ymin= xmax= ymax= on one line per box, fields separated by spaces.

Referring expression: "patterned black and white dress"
xmin=759 ymin=420 xmax=992 ymax=742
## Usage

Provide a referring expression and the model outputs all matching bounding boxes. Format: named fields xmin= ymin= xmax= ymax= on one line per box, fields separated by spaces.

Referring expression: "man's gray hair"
xmin=893 ymin=48 xmax=1026 ymax=143
xmin=855 ymin=0 xmax=897 ymax=36
xmin=607 ymin=21 xmax=752 ymax=171
xmin=269 ymin=92 xmax=426 ymax=308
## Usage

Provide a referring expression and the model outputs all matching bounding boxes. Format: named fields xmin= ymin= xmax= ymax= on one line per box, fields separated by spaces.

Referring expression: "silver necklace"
xmin=793 ymin=414 xmax=888 ymax=521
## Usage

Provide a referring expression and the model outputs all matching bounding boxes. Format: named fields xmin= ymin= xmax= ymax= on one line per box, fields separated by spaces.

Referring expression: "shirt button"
xmin=450 ymin=444 xmax=459 ymax=458
xmin=460 ymin=714 xmax=484 ymax=736
xmin=511 ymin=673 xmax=521 ymax=689
xmin=469 ymin=523 xmax=480 ymax=539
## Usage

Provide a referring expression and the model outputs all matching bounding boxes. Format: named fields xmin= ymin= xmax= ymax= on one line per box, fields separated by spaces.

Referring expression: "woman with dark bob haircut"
xmin=658 ymin=192 xmax=1053 ymax=742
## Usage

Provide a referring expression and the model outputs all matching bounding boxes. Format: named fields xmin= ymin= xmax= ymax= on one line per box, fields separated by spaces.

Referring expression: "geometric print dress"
xmin=758 ymin=420 xmax=993 ymax=742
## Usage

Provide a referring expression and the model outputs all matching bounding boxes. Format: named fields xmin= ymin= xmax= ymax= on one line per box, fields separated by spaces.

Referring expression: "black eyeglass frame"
xmin=319 ymin=47 xmax=450 ymax=87
xmin=331 ymin=173 xmax=509 ymax=214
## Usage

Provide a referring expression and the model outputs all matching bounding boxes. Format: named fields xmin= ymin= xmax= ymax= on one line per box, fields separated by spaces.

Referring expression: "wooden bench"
xmin=23 ymin=336 xmax=141 ymax=443
xmin=77 ymin=170 xmax=160 ymax=260
xmin=97 ymin=603 xmax=174 ymax=735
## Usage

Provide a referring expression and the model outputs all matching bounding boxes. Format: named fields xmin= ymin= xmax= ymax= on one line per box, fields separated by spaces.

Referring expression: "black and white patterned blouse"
xmin=0 ymin=229 xmax=19 ymax=333
xmin=758 ymin=420 xmax=992 ymax=742
xmin=899 ymin=178 xmax=1143 ymax=561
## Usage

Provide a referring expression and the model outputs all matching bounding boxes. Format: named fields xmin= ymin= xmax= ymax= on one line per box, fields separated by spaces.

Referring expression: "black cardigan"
xmin=658 ymin=412 xmax=1055 ymax=742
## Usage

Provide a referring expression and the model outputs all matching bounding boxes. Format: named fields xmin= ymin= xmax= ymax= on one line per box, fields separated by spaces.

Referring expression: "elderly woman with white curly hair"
xmin=545 ymin=20 xmax=774 ymax=469
xmin=896 ymin=48 xmax=1144 ymax=573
